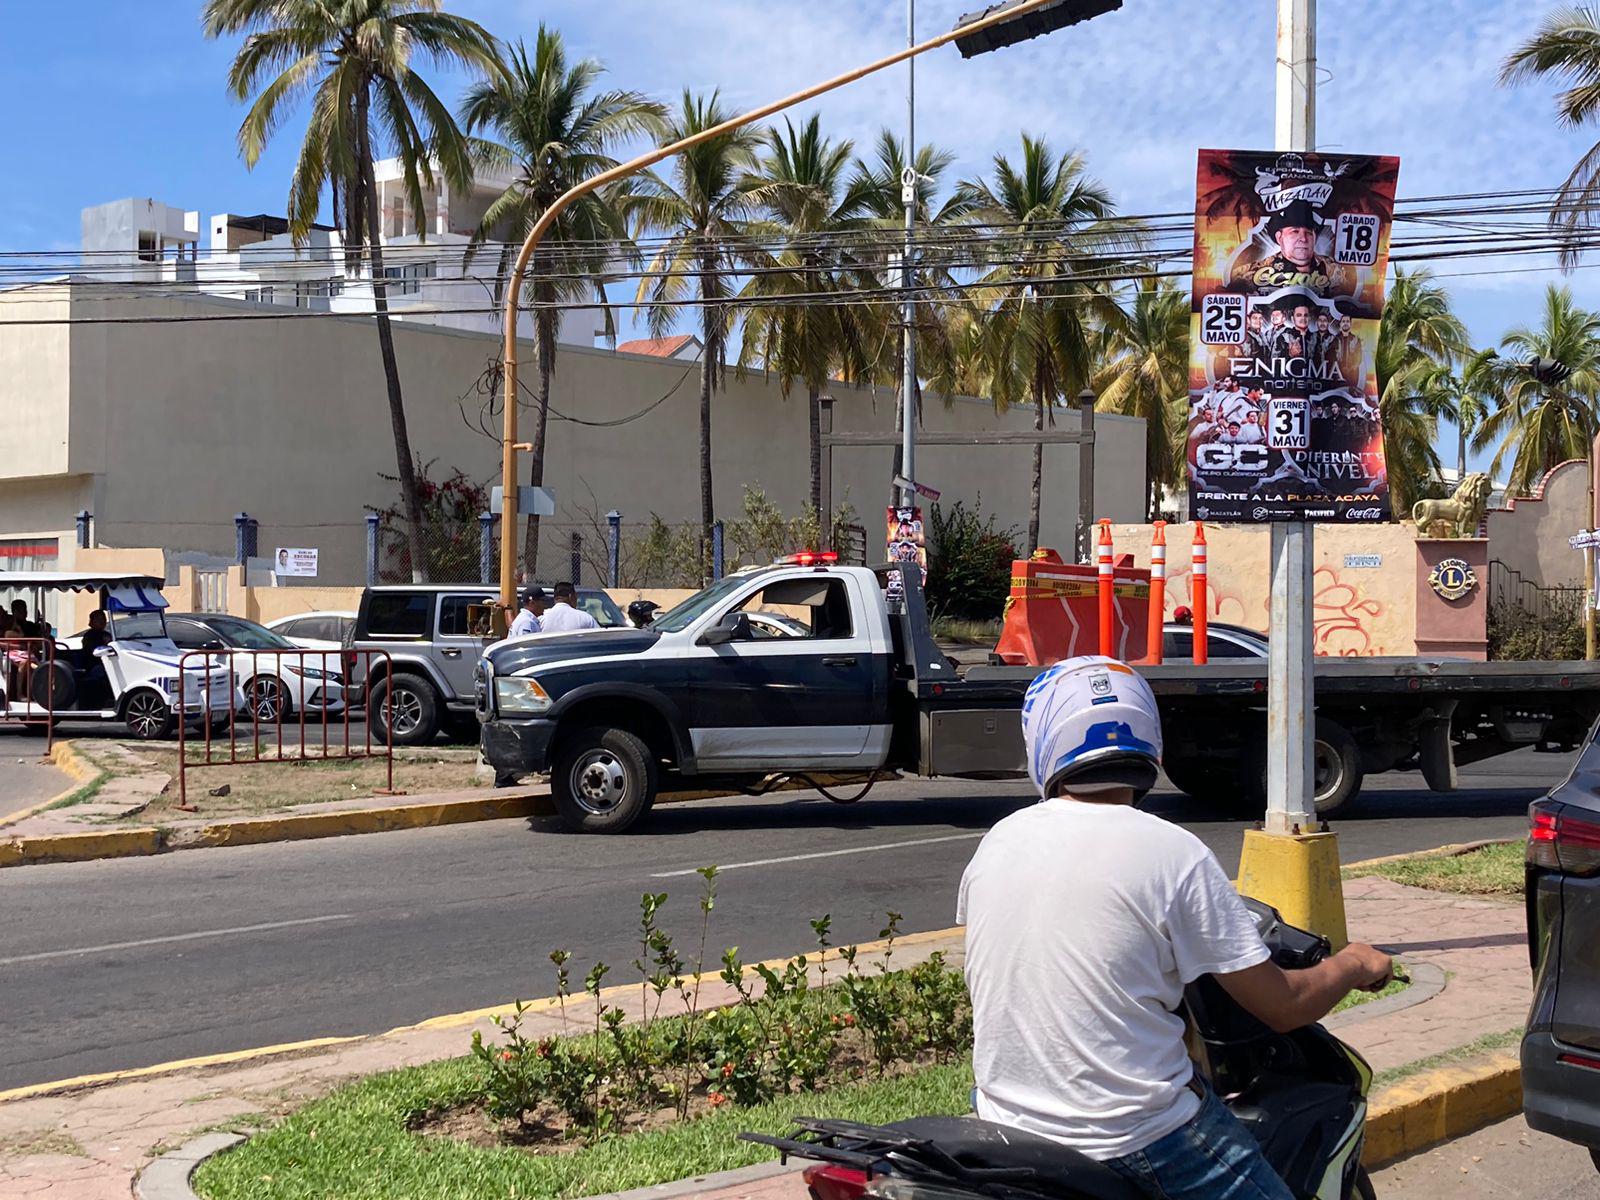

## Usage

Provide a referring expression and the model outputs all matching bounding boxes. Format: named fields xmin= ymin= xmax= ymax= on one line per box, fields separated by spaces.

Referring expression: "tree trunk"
xmin=699 ymin=259 xmax=717 ymax=575
xmin=1029 ymin=383 xmax=1044 ymax=555
xmin=523 ymin=297 xmax=556 ymax=577
xmin=808 ymin=384 xmax=822 ymax=519
xmin=1456 ymin=421 xmax=1467 ymax=483
xmin=356 ymin=90 xmax=428 ymax=583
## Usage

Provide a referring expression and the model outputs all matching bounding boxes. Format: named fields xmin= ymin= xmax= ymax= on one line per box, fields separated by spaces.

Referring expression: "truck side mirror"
xmin=700 ymin=612 xmax=752 ymax=646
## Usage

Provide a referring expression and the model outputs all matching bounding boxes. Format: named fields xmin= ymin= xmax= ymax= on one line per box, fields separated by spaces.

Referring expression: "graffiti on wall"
xmin=1160 ymin=564 xmax=1391 ymax=655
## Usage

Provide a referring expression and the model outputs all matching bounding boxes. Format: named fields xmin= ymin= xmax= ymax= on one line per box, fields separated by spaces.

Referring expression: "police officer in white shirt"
xmin=958 ymin=657 xmax=1392 ymax=1199
xmin=507 ymin=587 xmax=545 ymax=638
xmin=538 ymin=582 xmax=599 ymax=633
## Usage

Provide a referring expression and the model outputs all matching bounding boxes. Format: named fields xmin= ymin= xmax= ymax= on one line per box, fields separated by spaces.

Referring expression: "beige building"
xmin=0 ymin=285 xmax=1148 ymax=589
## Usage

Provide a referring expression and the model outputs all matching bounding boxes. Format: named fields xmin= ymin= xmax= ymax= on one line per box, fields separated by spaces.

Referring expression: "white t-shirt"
xmin=508 ymin=608 xmax=541 ymax=637
xmin=539 ymin=601 xmax=598 ymax=633
xmin=957 ymin=799 xmax=1269 ymax=1161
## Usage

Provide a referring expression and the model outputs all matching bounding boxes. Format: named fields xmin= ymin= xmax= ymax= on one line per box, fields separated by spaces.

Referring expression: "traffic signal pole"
xmin=1237 ymin=0 xmax=1349 ymax=947
xmin=492 ymin=0 xmax=1078 ymax=625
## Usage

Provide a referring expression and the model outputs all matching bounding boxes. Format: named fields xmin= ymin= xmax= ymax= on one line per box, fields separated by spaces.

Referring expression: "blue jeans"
xmin=1106 ymin=1085 xmax=1293 ymax=1200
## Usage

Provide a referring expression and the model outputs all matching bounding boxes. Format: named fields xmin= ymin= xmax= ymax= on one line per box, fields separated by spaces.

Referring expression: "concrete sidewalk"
xmin=0 ymin=879 xmax=1532 ymax=1200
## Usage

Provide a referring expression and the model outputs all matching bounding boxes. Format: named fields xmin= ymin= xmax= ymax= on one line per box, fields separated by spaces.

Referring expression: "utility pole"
xmin=900 ymin=0 xmax=918 ymax=508
xmin=1265 ymin=0 xmax=1317 ymax=837
xmin=1238 ymin=0 xmax=1348 ymax=949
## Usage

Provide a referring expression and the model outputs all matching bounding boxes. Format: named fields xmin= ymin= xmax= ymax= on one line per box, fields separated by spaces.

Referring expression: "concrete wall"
xmin=0 ymin=296 xmax=71 ymax=481
xmin=1111 ymin=522 xmax=1422 ymax=657
xmin=1484 ymin=458 xmax=1588 ymax=589
xmin=2 ymin=287 xmax=1147 ymax=583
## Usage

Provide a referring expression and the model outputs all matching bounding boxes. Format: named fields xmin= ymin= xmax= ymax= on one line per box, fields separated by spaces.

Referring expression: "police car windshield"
xmin=112 ymin=613 xmax=169 ymax=642
xmin=650 ymin=576 xmax=750 ymax=634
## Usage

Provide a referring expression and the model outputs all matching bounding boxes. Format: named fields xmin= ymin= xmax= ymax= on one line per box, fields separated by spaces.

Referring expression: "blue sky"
xmin=4 ymin=1 xmax=1597 ymax=471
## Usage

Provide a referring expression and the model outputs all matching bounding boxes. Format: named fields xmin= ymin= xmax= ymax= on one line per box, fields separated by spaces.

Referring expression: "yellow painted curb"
xmin=0 ymin=925 xmax=966 ymax=1103
xmin=186 ymin=792 xmax=550 ymax=849
xmin=0 ymin=742 xmax=109 ymax=831
xmin=1362 ymin=1052 xmax=1521 ymax=1167
xmin=0 ymin=826 xmax=161 ymax=868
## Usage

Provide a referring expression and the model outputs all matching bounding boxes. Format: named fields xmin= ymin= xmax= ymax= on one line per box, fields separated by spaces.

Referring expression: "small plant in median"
xmin=465 ymin=871 xmax=972 ymax=1148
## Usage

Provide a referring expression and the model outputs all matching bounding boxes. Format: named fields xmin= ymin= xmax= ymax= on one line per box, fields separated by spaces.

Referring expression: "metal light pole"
xmin=491 ymin=0 xmax=1076 ymax=626
xmin=900 ymin=0 xmax=918 ymax=508
xmin=1238 ymin=0 xmax=1348 ymax=949
xmin=1265 ymin=0 xmax=1318 ymax=837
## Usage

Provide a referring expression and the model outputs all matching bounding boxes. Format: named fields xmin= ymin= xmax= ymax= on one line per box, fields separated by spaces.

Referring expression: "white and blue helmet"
xmin=1021 ymin=656 xmax=1163 ymax=799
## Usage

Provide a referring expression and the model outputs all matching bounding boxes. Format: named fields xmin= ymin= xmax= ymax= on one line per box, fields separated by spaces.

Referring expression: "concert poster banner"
xmin=884 ymin=506 xmax=927 ymax=605
xmin=1187 ymin=149 xmax=1401 ymax=523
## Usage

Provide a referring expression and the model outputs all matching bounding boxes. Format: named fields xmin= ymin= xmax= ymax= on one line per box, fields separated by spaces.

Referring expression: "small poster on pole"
xmin=274 ymin=547 xmax=318 ymax=578
xmin=885 ymin=506 xmax=927 ymax=604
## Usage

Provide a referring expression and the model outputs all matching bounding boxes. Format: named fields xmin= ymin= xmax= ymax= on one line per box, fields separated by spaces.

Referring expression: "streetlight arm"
xmin=497 ymin=0 xmax=1066 ymax=613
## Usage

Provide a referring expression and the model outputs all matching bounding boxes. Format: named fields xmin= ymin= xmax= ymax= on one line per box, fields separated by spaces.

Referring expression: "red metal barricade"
xmin=177 ymin=648 xmax=396 ymax=809
xmin=1 ymin=637 xmax=56 ymax=752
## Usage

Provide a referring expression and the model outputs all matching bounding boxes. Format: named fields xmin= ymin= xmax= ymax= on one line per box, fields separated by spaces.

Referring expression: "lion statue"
xmin=1411 ymin=472 xmax=1491 ymax=539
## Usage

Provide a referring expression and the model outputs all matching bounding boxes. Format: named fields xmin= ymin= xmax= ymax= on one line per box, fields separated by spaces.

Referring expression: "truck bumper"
xmin=481 ymin=718 xmax=557 ymax=775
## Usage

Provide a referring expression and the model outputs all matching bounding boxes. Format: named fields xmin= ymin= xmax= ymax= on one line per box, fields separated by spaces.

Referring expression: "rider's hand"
xmin=1340 ymin=942 xmax=1394 ymax=992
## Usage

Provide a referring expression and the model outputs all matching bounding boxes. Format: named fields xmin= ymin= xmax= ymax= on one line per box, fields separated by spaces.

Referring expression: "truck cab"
xmin=478 ymin=560 xmax=897 ymax=831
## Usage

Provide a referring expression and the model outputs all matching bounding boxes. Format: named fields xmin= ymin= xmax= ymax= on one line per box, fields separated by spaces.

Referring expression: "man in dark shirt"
xmin=80 ymin=610 xmax=112 ymax=654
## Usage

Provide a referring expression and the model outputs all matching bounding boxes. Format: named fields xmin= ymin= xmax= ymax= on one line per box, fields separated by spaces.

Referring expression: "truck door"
xmin=685 ymin=572 xmax=890 ymax=770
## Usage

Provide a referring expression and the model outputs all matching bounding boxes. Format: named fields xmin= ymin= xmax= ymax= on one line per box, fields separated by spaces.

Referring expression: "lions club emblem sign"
xmin=1428 ymin=557 xmax=1477 ymax=601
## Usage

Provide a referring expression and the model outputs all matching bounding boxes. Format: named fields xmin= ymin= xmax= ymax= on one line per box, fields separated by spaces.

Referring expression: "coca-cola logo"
xmin=1345 ymin=506 xmax=1385 ymax=519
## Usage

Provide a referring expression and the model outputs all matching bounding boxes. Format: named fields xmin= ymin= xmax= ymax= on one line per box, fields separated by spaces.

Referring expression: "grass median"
xmin=193 ymin=1056 xmax=974 ymax=1200
xmin=1345 ymin=841 xmax=1525 ymax=897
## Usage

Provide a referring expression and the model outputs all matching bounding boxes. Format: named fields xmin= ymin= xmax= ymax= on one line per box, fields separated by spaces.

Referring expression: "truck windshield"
xmin=650 ymin=576 xmax=751 ymax=634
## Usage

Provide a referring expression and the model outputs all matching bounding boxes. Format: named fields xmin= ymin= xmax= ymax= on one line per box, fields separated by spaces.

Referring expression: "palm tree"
xmin=1373 ymin=268 xmax=1474 ymax=515
xmin=739 ymin=116 xmax=875 ymax=515
xmin=1502 ymin=6 xmax=1600 ymax=256
xmin=1473 ymin=285 xmax=1600 ymax=494
xmin=957 ymin=137 xmax=1134 ymax=552
xmin=1092 ymin=280 xmax=1189 ymax=520
xmin=632 ymin=92 xmax=764 ymax=561
xmin=849 ymin=131 xmax=972 ymax=482
xmin=459 ymin=28 xmax=664 ymax=573
xmin=203 ymin=0 xmax=500 ymax=581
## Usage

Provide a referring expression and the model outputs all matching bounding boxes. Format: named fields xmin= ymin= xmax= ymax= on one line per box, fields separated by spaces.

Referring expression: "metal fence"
xmin=1488 ymin=559 xmax=1585 ymax=623
xmin=176 ymin=647 xmax=395 ymax=809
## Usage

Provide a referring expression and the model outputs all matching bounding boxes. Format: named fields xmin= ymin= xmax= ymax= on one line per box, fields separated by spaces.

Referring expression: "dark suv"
xmin=349 ymin=584 xmax=626 ymax=745
xmin=1524 ymin=725 xmax=1600 ymax=1172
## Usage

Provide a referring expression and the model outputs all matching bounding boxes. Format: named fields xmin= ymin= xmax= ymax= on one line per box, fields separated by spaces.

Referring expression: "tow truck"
xmin=477 ymin=557 xmax=1600 ymax=833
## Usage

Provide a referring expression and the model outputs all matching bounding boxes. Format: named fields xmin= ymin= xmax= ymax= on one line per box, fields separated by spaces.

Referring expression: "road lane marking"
xmin=0 ymin=914 xmax=353 ymax=967
xmin=650 ymin=832 xmax=986 ymax=877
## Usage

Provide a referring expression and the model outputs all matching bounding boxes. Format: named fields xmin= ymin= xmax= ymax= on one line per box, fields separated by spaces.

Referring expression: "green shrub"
xmin=1488 ymin=596 xmax=1586 ymax=661
xmin=925 ymin=499 xmax=1018 ymax=622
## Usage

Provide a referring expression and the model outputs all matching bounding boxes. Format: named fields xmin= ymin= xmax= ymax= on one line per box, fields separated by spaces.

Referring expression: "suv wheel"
xmin=551 ymin=727 xmax=657 ymax=834
xmin=369 ymin=673 xmax=440 ymax=746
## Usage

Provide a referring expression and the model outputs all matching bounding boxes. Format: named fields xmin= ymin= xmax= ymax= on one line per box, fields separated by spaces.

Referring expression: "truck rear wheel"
xmin=1161 ymin=760 xmax=1243 ymax=810
xmin=1236 ymin=716 xmax=1365 ymax=820
xmin=551 ymin=726 xmax=657 ymax=834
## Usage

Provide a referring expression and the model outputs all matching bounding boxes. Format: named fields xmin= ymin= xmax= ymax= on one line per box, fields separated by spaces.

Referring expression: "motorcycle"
xmin=744 ymin=899 xmax=1376 ymax=1200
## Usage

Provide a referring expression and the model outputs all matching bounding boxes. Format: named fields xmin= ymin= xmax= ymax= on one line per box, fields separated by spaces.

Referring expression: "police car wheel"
xmin=551 ymin=727 xmax=656 ymax=834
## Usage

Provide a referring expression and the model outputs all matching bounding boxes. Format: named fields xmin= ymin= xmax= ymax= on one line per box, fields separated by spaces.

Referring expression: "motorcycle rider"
xmin=958 ymin=657 xmax=1392 ymax=1199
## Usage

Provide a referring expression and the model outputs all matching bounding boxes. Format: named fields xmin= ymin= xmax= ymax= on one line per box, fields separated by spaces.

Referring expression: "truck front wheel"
xmin=551 ymin=727 xmax=657 ymax=834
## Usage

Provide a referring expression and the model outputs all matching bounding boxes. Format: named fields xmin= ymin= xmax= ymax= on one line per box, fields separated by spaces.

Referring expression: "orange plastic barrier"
xmin=994 ymin=545 xmax=1150 ymax=666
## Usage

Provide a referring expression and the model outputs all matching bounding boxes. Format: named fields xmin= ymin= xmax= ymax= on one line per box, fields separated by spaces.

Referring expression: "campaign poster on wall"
xmin=1187 ymin=149 xmax=1401 ymax=523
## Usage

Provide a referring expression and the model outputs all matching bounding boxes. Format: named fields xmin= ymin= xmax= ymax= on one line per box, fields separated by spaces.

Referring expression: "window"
xmin=733 ymin=578 xmax=853 ymax=641
xmin=298 ymin=617 xmax=337 ymax=642
xmin=438 ymin=594 xmax=493 ymax=638
xmin=244 ymin=286 xmax=275 ymax=304
xmin=381 ymin=261 xmax=435 ymax=296
xmin=165 ymin=619 xmax=217 ymax=650
xmin=207 ymin=616 xmax=294 ymax=650
xmin=294 ymin=279 xmax=345 ymax=306
xmin=138 ymin=231 xmax=159 ymax=263
xmin=364 ymin=592 xmax=433 ymax=638
xmin=1211 ymin=634 xmax=1265 ymax=659
xmin=113 ymin=613 xmax=168 ymax=641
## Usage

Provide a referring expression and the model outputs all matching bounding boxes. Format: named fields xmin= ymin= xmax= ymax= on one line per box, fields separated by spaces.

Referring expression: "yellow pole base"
xmin=1236 ymin=828 xmax=1348 ymax=951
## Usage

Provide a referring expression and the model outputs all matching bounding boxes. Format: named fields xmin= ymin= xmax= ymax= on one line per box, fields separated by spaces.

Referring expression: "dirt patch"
xmin=0 ymin=1130 xmax=86 ymax=1160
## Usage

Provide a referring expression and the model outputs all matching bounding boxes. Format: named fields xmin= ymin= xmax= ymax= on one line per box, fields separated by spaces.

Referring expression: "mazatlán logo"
xmin=1428 ymin=557 xmax=1477 ymax=601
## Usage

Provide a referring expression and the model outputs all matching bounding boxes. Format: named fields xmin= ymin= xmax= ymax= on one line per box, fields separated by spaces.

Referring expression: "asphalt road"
xmin=0 ymin=752 xmax=69 ymax=820
xmin=0 ymin=747 xmax=1567 ymax=1091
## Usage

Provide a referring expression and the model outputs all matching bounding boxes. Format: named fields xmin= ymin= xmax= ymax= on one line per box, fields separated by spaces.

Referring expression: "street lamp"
xmin=493 ymin=0 xmax=1092 ymax=627
xmin=953 ymin=0 xmax=1122 ymax=57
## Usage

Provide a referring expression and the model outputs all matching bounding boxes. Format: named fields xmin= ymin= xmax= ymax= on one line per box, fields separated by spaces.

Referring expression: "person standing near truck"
xmin=539 ymin=582 xmax=598 ymax=634
xmin=507 ymin=588 xmax=545 ymax=638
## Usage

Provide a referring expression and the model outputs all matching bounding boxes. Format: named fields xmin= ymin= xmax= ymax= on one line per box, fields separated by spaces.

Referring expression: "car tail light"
xmin=803 ymin=1164 xmax=869 ymax=1200
xmin=1529 ymin=802 xmax=1600 ymax=876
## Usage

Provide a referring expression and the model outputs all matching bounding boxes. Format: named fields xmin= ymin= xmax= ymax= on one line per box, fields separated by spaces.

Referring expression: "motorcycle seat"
xmin=887 ymin=1117 xmax=1142 ymax=1200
